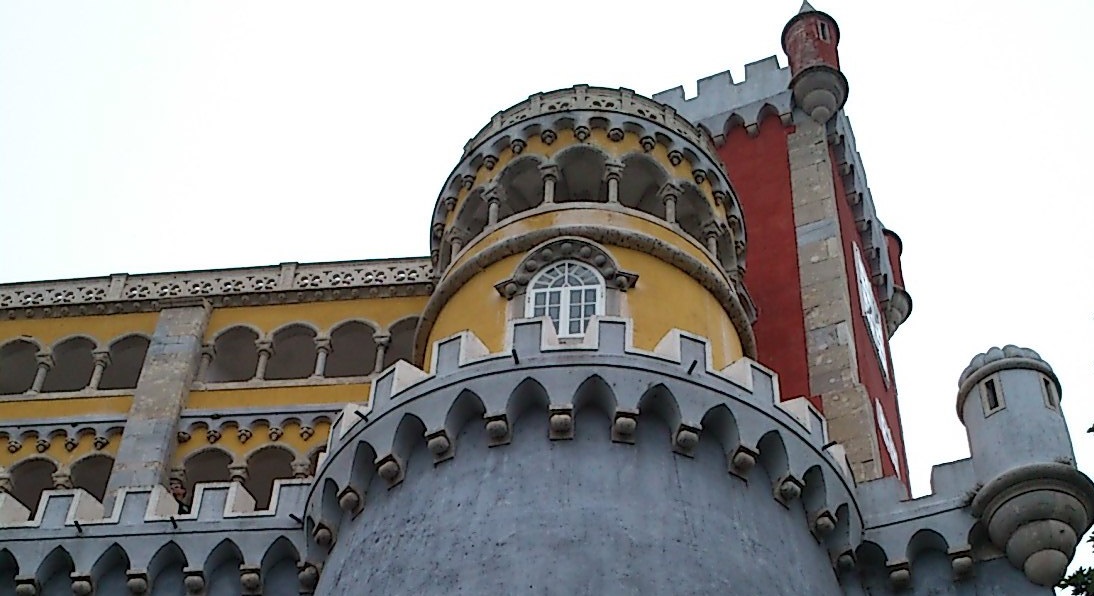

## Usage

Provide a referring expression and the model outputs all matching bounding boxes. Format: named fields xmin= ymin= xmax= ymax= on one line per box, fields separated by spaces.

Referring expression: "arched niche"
xmin=10 ymin=458 xmax=57 ymax=513
xmin=183 ymin=448 xmax=232 ymax=499
xmin=618 ymin=154 xmax=668 ymax=219
xmin=244 ymin=446 xmax=295 ymax=510
xmin=0 ymin=339 xmax=37 ymax=394
xmin=325 ymin=321 xmax=378 ymax=377
xmin=264 ymin=324 xmax=318 ymax=380
xmin=554 ymin=146 xmax=608 ymax=203
xmin=383 ymin=317 xmax=419 ymax=369
xmin=205 ymin=327 xmax=259 ymax=382
xmin=42 ymin=336 xmax=96 ymax=392
xmin=70 ymin=454 xmax=114 ymax=502
xmin=98 ymin=335 xmax=150 ymax=390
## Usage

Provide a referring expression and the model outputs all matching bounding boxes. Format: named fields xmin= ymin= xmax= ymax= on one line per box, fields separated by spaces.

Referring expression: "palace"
xmin=0 ymin=4 xmax=1089 ymax=594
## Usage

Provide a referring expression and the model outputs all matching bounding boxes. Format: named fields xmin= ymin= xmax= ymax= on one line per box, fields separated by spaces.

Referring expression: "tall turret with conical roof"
xmin=782 ymin=1 xmax=849 ymax=122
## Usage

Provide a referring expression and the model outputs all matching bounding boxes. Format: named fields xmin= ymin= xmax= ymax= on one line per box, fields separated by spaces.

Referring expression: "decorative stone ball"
xmin=486 ymin=419 xmax=509 ymax=440
xmin=836 ymin=553 xmax=855 ymax=571
xmin=813 ymin=514 xmax=835 ymax=536
xmin=298 ymin=565 xmax=319 ymax=589
xmin=613 ymin=416 xmax=636 ymax=436
xmin=731 ymin=450 xmax=755 ymax=474
xmin=427 ymin=435 xmax=451 ymax=455
xmin=1024 ymin=549 xmax=1070 ymax=587
xmin=615 ymin=276 xmax=628 ymax=289
xmin=377 ymin=460 xmax=400 ymax=482
xmin=338 ymin=489 xmax=360 ymax=512
xmin=593 ymin=255 xmax=607 ymax=266
xmin=524 ymin=259 xmax=539 ymax=272
xmin=578 ymin=246 xmax=592 ymax=259
xmin=240 ymin=571 xmax=261 ymax=590
xmin=675 ymin=429 xmax=699 ymax=450
xmin=126 ymin=577 xmax=149 ymax=594
xmin=550 ymin=413 xmax=573 ymax=434
xmin=541 ymin=249 xmax=554 ymax=261
xmin=314 ymin=527 xmax=333 ymax=547
xmin=503 ymin=282 xmax=518 ymax=299
xmin=559 ymin=242 xmax=573 ymax=255
xmin=71 ymin=580 xmax=92 ymax=596
xmin=888 ymin=568 xmax=911 ymax=589
xmin=778 ymin=479 xmax=802 ymax=501
xmin=951 ymin=555 xmax=974 ymax=578
xmin=14 ymin=584 xmax=36 ymax=596
xmin=183 ymin=575 xmax=205 ymax=594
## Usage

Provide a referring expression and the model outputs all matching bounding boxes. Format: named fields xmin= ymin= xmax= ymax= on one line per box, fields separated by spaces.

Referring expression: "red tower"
xmin=781 ymin=1 xmax=849 ymax=122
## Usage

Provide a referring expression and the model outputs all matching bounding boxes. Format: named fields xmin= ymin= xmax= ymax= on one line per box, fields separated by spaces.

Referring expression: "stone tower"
xmin=0 ymin=4 xmax=1087 ymax=595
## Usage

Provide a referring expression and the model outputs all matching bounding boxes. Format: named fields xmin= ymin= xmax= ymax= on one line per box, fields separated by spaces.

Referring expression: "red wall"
xmin=718 ymin=114 xmax=813 ymax=407
xmin=829 ymin=154 xmax=910 ymax=485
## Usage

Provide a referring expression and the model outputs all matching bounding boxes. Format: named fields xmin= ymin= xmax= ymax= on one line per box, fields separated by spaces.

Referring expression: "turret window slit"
xmin=526 ymin=261 xmax=604 ymax=337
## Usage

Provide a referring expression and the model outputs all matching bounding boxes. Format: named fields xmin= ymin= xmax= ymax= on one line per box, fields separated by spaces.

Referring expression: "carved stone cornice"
xmin=0 ymin=259 xmax=434 ymax=320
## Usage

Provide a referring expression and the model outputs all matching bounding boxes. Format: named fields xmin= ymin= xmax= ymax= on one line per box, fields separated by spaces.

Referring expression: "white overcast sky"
xmin=2 ymin=0 xmax=1093 ymax=575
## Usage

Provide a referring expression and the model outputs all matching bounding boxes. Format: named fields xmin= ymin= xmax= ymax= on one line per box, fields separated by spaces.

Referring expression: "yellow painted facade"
xmin=428 ymin=242 xmax=741 ymax=371
xmin=187 ymin=383 xmax=370 ymax=409
xmin=0 ymin=312 xmax=157 ymax=348
xmin=0 ymin=395 xmax=131 ymax=421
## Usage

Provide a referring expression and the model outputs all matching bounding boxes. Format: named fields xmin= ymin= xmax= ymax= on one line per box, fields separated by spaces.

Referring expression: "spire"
xmin=798 ymin=1 xmax=816 ymax=13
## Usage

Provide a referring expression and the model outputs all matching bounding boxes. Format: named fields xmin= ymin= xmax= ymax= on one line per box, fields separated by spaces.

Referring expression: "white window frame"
xmin=524 ymin=260 xmax=606 ymax=338
xmin=980 ymin=375 xmax=1006 ymax=417
xmin=852 ymin=243 xmax=890 ymax=383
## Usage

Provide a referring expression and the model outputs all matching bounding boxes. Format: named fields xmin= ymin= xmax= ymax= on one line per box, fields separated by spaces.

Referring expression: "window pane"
xmin=549 ymin=306 xmax=559 ymax=321
xmin=585 ymin=289 xmax=595 ymax=302
xmin=570 ymin=305 xmax=581 ymax=318
xmin=534 ymin=293 xmax=546 ymax=306
xmin=569 ymin=320 xmax=581 ymax=334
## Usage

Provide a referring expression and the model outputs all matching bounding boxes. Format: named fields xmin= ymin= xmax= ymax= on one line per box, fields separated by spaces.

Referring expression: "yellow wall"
xmin=613 ymin=247 xmax=742 ymax=367
xmin=187 ymin=383 xmax=370 ymax=409
xmin=0 ymin=395 xmax=131 ymax=421
xmin=205 ymin=296 xmax=427 ymax=340
xmin=426 ymin=244 xmax=742 ymax=371
xmin=425 ymin=254 xmax=518 ymax=366
xmin=0 ymin=312 xmax=158 ymax=348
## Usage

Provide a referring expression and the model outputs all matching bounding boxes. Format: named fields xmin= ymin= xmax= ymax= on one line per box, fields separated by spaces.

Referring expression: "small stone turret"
xmin=781 ymin=1 xmax=848 ymax=122
xmin=957 ymin=346 xmax=1094 ymax=587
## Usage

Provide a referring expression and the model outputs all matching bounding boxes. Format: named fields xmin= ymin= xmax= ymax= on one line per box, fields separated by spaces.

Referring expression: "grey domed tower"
xmin=959 ymin=346 xmax=1094 ymax=586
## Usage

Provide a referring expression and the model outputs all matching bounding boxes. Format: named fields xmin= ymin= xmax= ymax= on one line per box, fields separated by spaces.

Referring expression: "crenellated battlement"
xmin=331 ymin=316 xmax=844 ymax=474
xmin=653 ymin=57 xmax=794 ymax=141
xmin=0 ymin=480 xmax=309 ymax=592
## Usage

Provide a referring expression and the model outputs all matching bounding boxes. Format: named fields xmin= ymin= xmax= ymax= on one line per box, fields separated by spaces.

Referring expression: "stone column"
xmin=104 ymin=298 xmax=211 ymax=498
xmin=29 ymin=351 xmax=52 ymax=393
xmin=374 ymin=333 xmax=391 ymax=374
xmin=484 ymin=184 xmax=504 ymax=225
xmin=539 ymin=163 xmax=559 ymax=204
xmin=604 ymin=161 xmax=624 ymax=203
xmin=787 ymin=117 xmax=881 ymax=482
xmin=313 ymin=336 xmax=332 ymax=378
xmin=659 ymin=183 xmax=680 ymax=224
xmin=703 ymin=224 xmax=720 ymax=255
xmin=254 ymin=339 xmax=274 ymax=380
xmin=89 ymin=350 xmax=111 ymax=390
xmin=196 ymin=344 xmax=215 ymax=381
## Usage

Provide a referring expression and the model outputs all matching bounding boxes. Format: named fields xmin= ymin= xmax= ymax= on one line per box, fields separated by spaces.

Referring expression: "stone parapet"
xmin=0 ymin=258 xmax=433 ymax=320
xmin=0 ymin=480 xmax=309 ymax=593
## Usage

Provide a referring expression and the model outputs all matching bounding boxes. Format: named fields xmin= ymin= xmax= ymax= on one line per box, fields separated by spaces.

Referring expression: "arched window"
xmin=524 ymin=261 xmax=604 ymax=337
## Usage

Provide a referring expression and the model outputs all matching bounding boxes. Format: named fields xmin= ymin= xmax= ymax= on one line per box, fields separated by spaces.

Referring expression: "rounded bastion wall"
xmin=316 ymin=410 xmax=842 ymax=595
